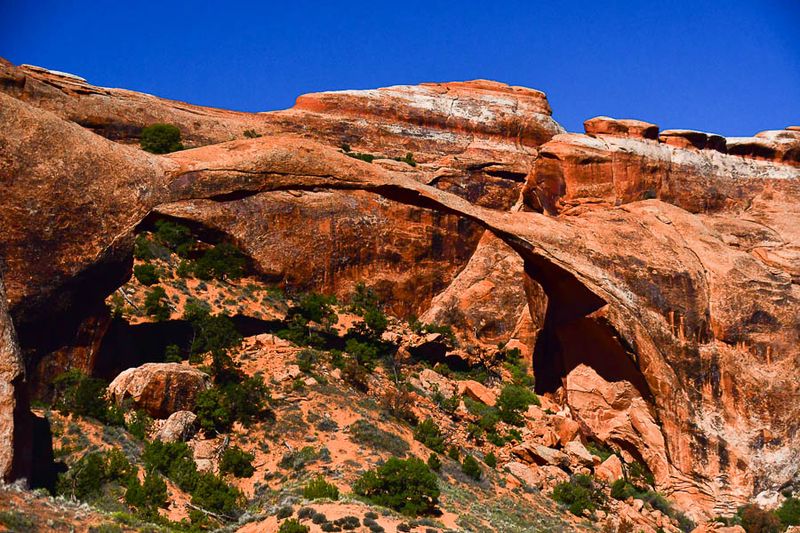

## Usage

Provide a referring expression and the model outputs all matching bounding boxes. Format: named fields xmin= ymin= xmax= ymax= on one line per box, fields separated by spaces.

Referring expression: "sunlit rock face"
xmin=1 ymin=58 xmax=799 ymax=519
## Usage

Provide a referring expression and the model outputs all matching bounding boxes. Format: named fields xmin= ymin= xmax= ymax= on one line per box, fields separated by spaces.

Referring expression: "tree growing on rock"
xmin=140 ymin=123 xmax=184 ymax=154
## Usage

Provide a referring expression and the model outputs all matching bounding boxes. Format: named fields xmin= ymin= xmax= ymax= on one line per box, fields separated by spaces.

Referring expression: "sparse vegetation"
xmin=52 ymin=369 xmax=123 ymax=425
xmin=219 ymin=446 xmax=255 ymax=478
xmin=302 ymin=476 xmax=340 ymax=500
xmin=551 ymin=474 xmax=607 ymax=516
xmin=132 ymin=263 xmax=159 ymax=285
xmin=461 ymin=454 xmax=482 ymax=481
xmin=496 ymin=383 xmax=539 ymax=426
xmin=279 ymin=519 xmax=309 ymax=533
xmin=413 ymin=418 xmax=446 ymax=454
xmin=353 ymin=457 xmax=440 ymax=516
xmin=143 ymin=286 xmax=170 ymax=320
xmin=140 ymin=123 xmax=183 ymax=154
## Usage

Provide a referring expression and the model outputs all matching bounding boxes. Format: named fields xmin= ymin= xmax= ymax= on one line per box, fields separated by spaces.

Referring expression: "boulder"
xmin=504 ymin=461 xmax=540 ymax=488
xmin=414 ymin=368 xmax=457 ymax=399
xmin=108 ymin=363 xmax=210 ymax=418
xmin=458 ymin=379 xmax=496 ymax=406
xmin=563 ymin=440 xmax=594 ymax=467
xmin=584 ymin=116 xmax=659 ymax=139
xmin=274 ymin=364 xmax=302 ymax=382
xmin=551 ymin=415 xmax=581 ymax=446
xmin=512 ymin=442 xmax=569 ymax=468
xmin=596 ymin=454 xmax=624 ymax=483
xmin=156 ymin=411 xmax=198 ymax=443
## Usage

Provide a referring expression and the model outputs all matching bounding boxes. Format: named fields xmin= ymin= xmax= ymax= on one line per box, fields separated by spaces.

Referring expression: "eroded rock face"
xmin=0 ymin=276 xmax=26 ymax=481
xmin=107 ymin=363 xmax=210 ymax=418
xmin=156 ymin=411 xmax=198 ymax=443
xmin=1 ymin=58 xmax=799 ymax=519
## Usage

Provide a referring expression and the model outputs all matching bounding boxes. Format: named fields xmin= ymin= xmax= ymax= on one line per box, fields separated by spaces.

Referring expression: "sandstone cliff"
xmin=0 ymin=58 xmax=798 ymax=524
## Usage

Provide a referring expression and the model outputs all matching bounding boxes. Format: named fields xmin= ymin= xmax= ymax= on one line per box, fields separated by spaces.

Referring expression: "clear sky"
xmin=1 ymin=1 xmax=798 ymax=136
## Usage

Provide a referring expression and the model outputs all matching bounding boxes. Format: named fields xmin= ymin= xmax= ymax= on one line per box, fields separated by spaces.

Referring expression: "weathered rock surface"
xmin=156 ymin=411 xmax=198 ymax=443
xmin=584 ymin=116 xmax=659 ymax=140
xmin=1 ymin=57 xmax=799 ymax=521
xmin=596 ymin=454 xmax=624 ymax=483
xmin=107 ymin=363 xmax=210 ymax=418
xmin=0 ymin=277 xmax=26 ymax=481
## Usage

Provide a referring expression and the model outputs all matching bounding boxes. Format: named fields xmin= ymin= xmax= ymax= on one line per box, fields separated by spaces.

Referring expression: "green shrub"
xmin=125 ymin=410 xmax=153 ymax=440
xmin=427 ymin=452 xmax=441 ymax=472
xmin=551 ymin=474 xmax=606 ymax=516
xmin=163 ymin=344 xmax=183 ymax=363
xmin=447 ymin=445 xmax=460 ymax=462
xmin=243 ymin=129 xmax=262 ymax=139
xmin=52 ymin=369 xmax=123 ymax=425
xmin=152 ymin=220 xmax=194 ymax=255
xmin=191 ymin=472 xmax=242 ymax=516
xmin=461 ymin=455 xmax=482 ymax=481
xmin=777 ymin=497 xmax=800 ymax=527
xmin=195 ymin=374 xmax=270 ymax=433
xmin=484 ymin=452 xmax=497 ymax=468
xmin=502 ymin=347 xmax=535 ymax=388
xmin=142 ymin=440 xmax=193 ymax=475
xmin=464 ymin=397 xmax=500 ymax=434
xmin=413 ymin=418 xmax=446 ymax=454
xmin=143 ymin=286 xmax=170 ymax=321
xmin=219 ymin=446 xmax=255 ymax=478
xmin=348 ymin=282 xmax=380 ymax=314
xmin=344 ymin=338 xmax=380 ymax=369
xmin=193 ymin=242 xmax=247 ymax=280
xmin=611 ymin=478 xmax=637 ymax=500
xmin=133 ymin=264 xmax=159 ymax=286
xmin=278 ymin=519 xmax=309 ymax=533
xmin=56 ymin=449 xmax=134 ymax=501
xmin=739 ymin=504 xmax=782 ymax=533
xmin=353 ymin=457 xmax=439 ymax=516
xmin=296 ymin=348 xmax=321 ymax=373
xmin=140 ymin=123 xmax=183 ymax=154
xmin=626 ymin=460 xmax=655 ymax=488
xmin=124 ymin=471 xmax=167 ymax=513
xmin=496 ymin=384 xmax=539 ymax=426
xmin=345 ymin=151 xmax=375 ymax=163
xmin=302 ymin=476 xmax=340 ymax=500
xmin=0 ymin=510 xmax=36 ymax=532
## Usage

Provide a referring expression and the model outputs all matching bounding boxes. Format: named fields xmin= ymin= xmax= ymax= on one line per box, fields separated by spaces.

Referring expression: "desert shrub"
xmin=381 ymin=386 xmax=419 ymax=425
xmin=56 ymin=449 xmax=134 ymax=501
xmin=586 ymin=441 xmax=614 ymax=461
xmin=345 ymin=151 xmax=375 ymax=163
xmin=551 ymin=474 xmax=606 ymax=516
xmin=140 ymin=123 xmax=183 ymax=154
xmin=143 ymin=286 xmax=170 ymax=321
xmin=739 ymin=504 xmax=782 ymax=533
xmin=124 ymin=471 xmax=167 ymax=514
xmin=413 ymin=418 xmax=445 ymax=454
xmin=52 ymin=369 xmax=123 ymax=425
xmin=484 ymin=452 xmax=497 ymax=468
xmin=125 ymin=410 xmax=153 ymax=440
xmin=243 ymin=129 xmax=262 ymax=138
xmin=610 ymin=478 xmax=637 ymax=500
xmin=193 ymin=242 xmax=247 ymax=280
xmin=188 ymin=310 xmax=241 ymax=359
xmin=191 ymin=472 xmax=242 ymax=516
xmin=777 ymin=497 xmax=800 ymax=527
xmin=393 ymin=152 xmax=417 ymax=167
xmin=0 ymin=510 xmax=36 ymax=532
xmin=219 ymin=446 xmax=255 ymax=478
xmin=142 ymin=440 xmax=193 ymax=475
xmin=344 ymin=338 xmax=380 ymax=369
xmin=279 ymin=446 xmax=329 ymax=470
xmin=349 ymin=420 xmax=409 ymax=456
xmin=626 ymin=460 xmax=655 ymax=488
xmin=302 ymin=475 xmax=340 ymax=500
xmin=296 ymin=348 xmax=321 ymax=373
xmin=501 ymin=347 xmax=535 ymax=387
xmin=431 ymin=389 xmax=459 ymax=415
xmin=496 ymin=384 xmax=539 ymax=426
xmin=427 ymin=452 xmax=441 ymax=472
xmin=278 ymin=519 xmax=309 ymax=533
xmin=447 ymin=445 xmax=460 ymax=462
xmin=133 ymin=264 xmax=159 ymax=286
xmin=353 ymin=457 xmax=439 ymax=516
xmin=195 ymin=376 xmax=269 ymax=434
xmin=163 ymin=343 xmax=182 ymax=363
xmin=464 ymin=397 xmax=500 ymax=434
xmin=276 ymin=506 xmax=294 ymax=519
xmin=461 ymin=455 xmax=482 ymax=481
xmin=152 ymin=219 xmax=194 ymax=256
xmin=342 ymin=356 xmax=370 ymax=391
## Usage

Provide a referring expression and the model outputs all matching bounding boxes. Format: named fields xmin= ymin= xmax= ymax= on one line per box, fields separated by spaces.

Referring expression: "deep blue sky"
xmin=1 ymin=1 xmax=798 ymax=136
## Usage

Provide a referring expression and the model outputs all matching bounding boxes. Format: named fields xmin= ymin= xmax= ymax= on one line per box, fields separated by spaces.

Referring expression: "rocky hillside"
xmin=0 ymin=57 xmax=799 ymax=532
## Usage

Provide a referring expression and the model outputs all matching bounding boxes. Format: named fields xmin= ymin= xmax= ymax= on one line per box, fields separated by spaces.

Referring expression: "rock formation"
xmin=107 ymin=363 xmax=210 ymax=418
xmin=0 ymin=58 xmax=798 ymax=521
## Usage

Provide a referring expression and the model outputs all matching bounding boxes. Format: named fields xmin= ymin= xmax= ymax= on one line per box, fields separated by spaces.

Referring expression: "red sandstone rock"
xmin=0 ymin=277 xmax=25 ymax=481
xmin=457 ymin=380 xmax=497 ymax=406
xmin=156 ymin=411 xmax=198 ymax=443
xmin=596 ymin=454 xmax=624 ymax=483
xmin=107 ymin=363 xmax=210 ymax=418
xmin=659 ymin=129 xmax=727 ymax=152
xmin=584 ymin=116 xmax=659 ymax=140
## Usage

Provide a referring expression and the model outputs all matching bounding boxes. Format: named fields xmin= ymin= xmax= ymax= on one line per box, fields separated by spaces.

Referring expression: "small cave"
xmin=93 ymin=314 xmax=280 ymax=382
xmin=521 ymin=255 xmax=653 ymax=400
